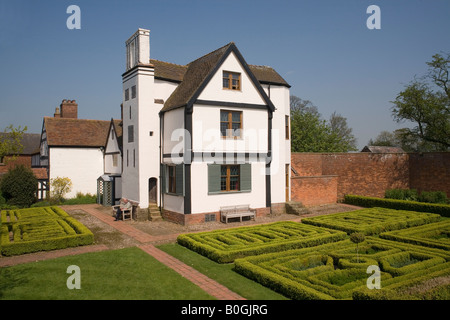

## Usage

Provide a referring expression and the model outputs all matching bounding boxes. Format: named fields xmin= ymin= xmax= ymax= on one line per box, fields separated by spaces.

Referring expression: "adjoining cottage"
xmin=39 ymin=99 xmax=121 ymax=199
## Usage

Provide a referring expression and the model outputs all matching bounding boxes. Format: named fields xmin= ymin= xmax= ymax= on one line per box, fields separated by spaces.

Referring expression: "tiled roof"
xmin=44 ymin=117 xmax=121 ymax=148
xmin=32 ymin=167 xmax=48 ymax=180
xmin=0 ymin=133 xmax=41 ymax=155
xmin=152 ymin=42 xmax=289 ymax=113
xmin=248 ymin=64 xmax=290 ymax=87
xmin=151 ymin=59 xmax=186 ymax=83
xmin=361 ymin=146 xmax=405 ymax=153
xmin=162 ymin=43 xmax=232 ymax=112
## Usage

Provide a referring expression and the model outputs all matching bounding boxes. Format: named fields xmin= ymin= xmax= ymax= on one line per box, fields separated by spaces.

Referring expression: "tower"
xmin=121 ymin=29 xmax=159 ymax=210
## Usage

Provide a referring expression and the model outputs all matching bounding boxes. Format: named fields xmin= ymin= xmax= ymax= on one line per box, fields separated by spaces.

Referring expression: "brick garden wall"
xmin=321 ymin=153 xmax=410 ymax=199
xmin=291 ymin=152 xmax=449 ymax=206
xmin=409 ymin=152 xmax=450 ymax=197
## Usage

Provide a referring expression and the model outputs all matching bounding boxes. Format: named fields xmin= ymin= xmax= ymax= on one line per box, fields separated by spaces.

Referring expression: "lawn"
xmin=157 ymin=243 xmax=288 ymax=300
xmin=0 ymin=247 xmax=214 ymax=300
xmin=2 ymin=206 xmax=449 ymax=300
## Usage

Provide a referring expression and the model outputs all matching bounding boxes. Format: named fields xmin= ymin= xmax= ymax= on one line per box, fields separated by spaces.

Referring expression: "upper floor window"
xmin=124 ymin=89 xmax=130 ymax=101
xmin=223 ymin=71 xmax=241 ymax=90
xmin=128 ymin=125 xmax=134 ymax=143
xmin=285 ymin=115 xmax=290 ymax=140
xmin=220 ymin=110 xmax=242 ymax=139
xmin=131 ymin=85 xmax=136 ymax=99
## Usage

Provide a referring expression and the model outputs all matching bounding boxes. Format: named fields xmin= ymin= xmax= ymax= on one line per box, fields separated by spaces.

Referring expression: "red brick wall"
xmin=291 ymin=152 xmax=449 ymax=204
xmin=291 ymin=175 xmax=337 ymax=206
xmin=0 ymin=155 xmax=32 ymax=175
xmin=291 ymin=153 xmax=322 ymax=176
xmin=162 ymin=206 xmax=273 ymax=225
xmin=409 ymin=152 xmax=450 ymax=196
xmin=321 ymin=153 xmax=410 ymax=199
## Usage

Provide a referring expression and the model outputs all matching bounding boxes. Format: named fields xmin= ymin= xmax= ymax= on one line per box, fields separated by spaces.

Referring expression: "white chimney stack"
xmin=125 ymin=28 xmax=150 ymax=71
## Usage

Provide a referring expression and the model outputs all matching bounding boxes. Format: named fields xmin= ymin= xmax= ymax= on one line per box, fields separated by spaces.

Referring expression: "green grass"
xmin=0 ymin=247 xmax=214 ymax=300
xmin=157 ymin=243 xmax=288 ymax=300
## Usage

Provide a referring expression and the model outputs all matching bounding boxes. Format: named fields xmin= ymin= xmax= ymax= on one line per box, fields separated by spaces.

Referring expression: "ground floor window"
xmin=221 ymin=165 xmax=240 ymax=191
xmin=208 ymin=163 xmax=251 ymax=194
xmin=162 ymin=164 xmax=184 ymax=196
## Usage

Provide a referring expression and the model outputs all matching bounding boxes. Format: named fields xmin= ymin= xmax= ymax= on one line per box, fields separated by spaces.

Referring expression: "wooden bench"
xmin=112 ymin=199 xmax=139 ymax=221
xmin=220 ymin=205 xmax=256 ymax=224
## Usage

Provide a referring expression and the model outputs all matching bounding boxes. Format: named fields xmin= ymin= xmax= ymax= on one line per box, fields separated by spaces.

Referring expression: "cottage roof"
xmin=44 ymin=117 xmax=121 ymax=148
xmin=0 ymin=132 xmax=41 ymax=155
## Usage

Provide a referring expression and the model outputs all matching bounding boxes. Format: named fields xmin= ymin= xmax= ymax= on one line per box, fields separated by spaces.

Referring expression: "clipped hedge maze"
xmin=0 ymin=206 xmax=94 ymax=256
xmin=380 ymin=219 xmax=450 ymax=251
xmin=177 ymin=221 xmax=347 ymax=263
xmin=302 ymin=207 xmax=440 ymax=235
xmin=234 ymin=237 xmax=450 ymax=300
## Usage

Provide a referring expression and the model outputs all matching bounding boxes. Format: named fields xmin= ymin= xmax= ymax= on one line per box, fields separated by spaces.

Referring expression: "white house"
xmin=121 ymin=28 xmax=291 ymax=224
xmin=39 ymin=100 xmax=121 ymax=199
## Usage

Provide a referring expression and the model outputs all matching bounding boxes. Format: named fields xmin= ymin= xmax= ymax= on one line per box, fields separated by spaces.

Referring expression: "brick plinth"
xmin=162 ymin=206 xmax=273 ymax=226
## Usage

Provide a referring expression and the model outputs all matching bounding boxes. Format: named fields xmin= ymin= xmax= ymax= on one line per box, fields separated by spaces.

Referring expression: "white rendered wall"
xmin=197 ymin=52 xmax=266 ymax=105
xmin=192 ymin=105 xmax=268 ymax=154
xmin=163 ymin=107 xmax=185 ymax=157
xmin=49 ymin=147 xmax=104 ymax=199
xmin=190 ymin=161 xmax=267 ymax=214
xmin=122 ymin=69 xmax=180 ymax=208
xmin=104 ymin=127 xmax=122 ymax=175
xmin=265 ymin=84 xmax=291 ymax=204
xmin=122 ymin=73 xmax=140 ymax=203
xmin=137 ymin=67 xmax=159 ymax=208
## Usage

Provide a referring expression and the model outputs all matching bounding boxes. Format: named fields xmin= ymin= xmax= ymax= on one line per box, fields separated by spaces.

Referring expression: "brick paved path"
xmin=1 ymin=204 xmax=245 ymax=300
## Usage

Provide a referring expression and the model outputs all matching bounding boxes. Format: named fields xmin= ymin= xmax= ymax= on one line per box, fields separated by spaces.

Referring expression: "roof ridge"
xmin=45 ymin=117 xmax=117 ymax=123
xmin=186 ymin=42 xmax=234 ymax=66
xmin=150 ymin=58 xmax=187 ymax=68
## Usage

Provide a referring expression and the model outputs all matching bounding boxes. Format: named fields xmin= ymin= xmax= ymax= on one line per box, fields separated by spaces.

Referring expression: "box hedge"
xmin=0 ymin=206 xmax=94 ymax=256
xmin=302 ymin=207 xmax=440 ymax=235
xmin=234 ymin=237 xmax=450 ymax=300
xmin=344 ymin=194 xmax=450 ymax=217
xmin=380 ymin=219 xmax=450 ymax=251
xmin=177 ymin=221 xmax=347 ymax=263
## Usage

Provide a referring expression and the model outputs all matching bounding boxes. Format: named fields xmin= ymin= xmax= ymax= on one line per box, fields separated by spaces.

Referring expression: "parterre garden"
xmin=177 ymin=207 xmax=450 ymax=300
xmin=0 ymin=206 xmax=94 ymax=256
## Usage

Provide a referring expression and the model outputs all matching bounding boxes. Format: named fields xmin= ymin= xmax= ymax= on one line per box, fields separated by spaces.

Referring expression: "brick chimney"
xmin=60 ymin=99 xmax=78 ymax=119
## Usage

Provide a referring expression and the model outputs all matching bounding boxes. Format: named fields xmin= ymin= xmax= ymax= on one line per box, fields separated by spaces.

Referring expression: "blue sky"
xmin=0 ymin=0 xmax=449 ymax=149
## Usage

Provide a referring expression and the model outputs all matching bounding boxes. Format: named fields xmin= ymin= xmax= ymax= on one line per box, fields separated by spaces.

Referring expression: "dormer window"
xmin=223 ymin=71 xmax=241 ymax=90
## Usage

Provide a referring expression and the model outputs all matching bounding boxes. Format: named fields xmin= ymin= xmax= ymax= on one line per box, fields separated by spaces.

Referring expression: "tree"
xmin=350 ymin=232 xmax=365 ymax=263
xmin=368 ymin=129 xmax=436 ymax=152
xmin=290 ymin=95 xmax=357 ymax=152
xmin=329 ymin=112 xmax=358 ymax=151
xmin=50 ymin=177 xmax=73 ymax=203
xmin=0 ymin=125 xmax=27 ymax=162
xmin=290 ymin=96 xmax=320 ymax=117
xmin=391 ymin=53 xmax=450 ymax=151
xmin=0 ymin=165 xmax=37 ymax=207
xmin=368 ymin=130 xmax=398 ymax=147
